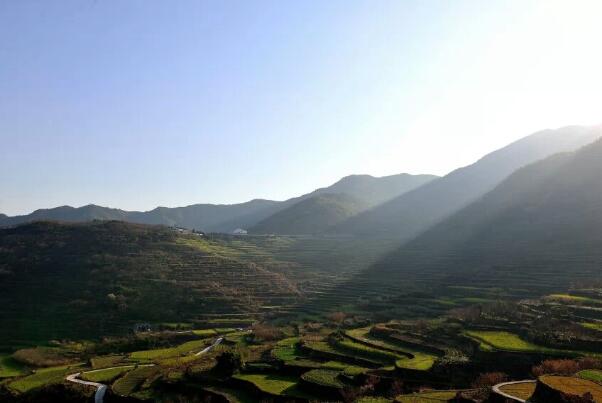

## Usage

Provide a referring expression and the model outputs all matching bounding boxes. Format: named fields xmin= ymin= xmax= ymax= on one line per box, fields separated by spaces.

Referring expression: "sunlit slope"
xmin=363 ymin=137 xmax=602 ymax=293
xmin=335 ymin=125 xmax=602 ymax=241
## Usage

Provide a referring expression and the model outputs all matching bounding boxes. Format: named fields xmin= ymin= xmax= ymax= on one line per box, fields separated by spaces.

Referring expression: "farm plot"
xmin=81 ymin=366 xmax=135 ymax=383
xmin=465 ymin=331 xmax=556 ymax=353
xmin=130 ymin=338 xmax=210 ymax=361
xmin=112 ymin=366 xmax=159 ymax=396
xmin=0 ymin=355 xmax=27 ymax=378
xmin=498 ymin=382 xmax=536 ymax=400
xmin=233 ymin=373 xmax=316 ymax=399
xmin=8 ymin=363 xmax=84 ymax=393
xmin=538 ymin=375 xmax=602 ymax=401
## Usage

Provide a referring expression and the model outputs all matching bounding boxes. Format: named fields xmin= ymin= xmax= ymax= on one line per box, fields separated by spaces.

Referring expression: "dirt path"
xmin=491 ymin=379 xmax=536 ymax=402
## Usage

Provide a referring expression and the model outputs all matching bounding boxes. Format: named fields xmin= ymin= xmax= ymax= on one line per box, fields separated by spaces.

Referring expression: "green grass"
xmin=192 ymin=329 xmax=218 ymax=337
xmin=80 ymin=366 xmax=135 ymax=383
xmin=578 ymin=369 xmax=602 ymax=383
xmin=546 ymin=294 xmax=602 ymax=305
xmin=90 ymin=355 xmax=125 ymax=369
xmin=395 ymin=352 xmax=437 ymax=371
xmin=271 ymin=337 xmax=300 ymax=361
xmin=581 ymin=322 xmax=602 ymax=332
xmin=130 ymin=338 xmax=209 ymax=360
xmin=346 ymin=327 xmax=437 ymax=371
xmin=233 ymin=373 xmax=315 ymax=399
xmin=333 ymin=338 xmax=403 ymax=364
xmin=395 ymin=390 xmax=458 ymax=402
xmin=301 ymin=369 xmax=345 ymax=389
xmin=111 ymin=366 xmax=158 ymax=396
xmin=465 ymin=330 xmax=554 ymax=353
xmin=8 ymin=363 xmax=84 ymax=393
xmin=0 ymin=354 xmax=27 ymax=378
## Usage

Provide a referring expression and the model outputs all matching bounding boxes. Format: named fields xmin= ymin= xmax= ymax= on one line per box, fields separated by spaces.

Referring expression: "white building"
xmin=232 ymin=228 xmax=248 ymax=235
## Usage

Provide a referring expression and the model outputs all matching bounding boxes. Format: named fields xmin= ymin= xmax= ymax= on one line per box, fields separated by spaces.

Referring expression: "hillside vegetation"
xmin=0 ymin=221 xmax=299 ymax=346
xmin=250 ymin=193 xmax=368 ymax=235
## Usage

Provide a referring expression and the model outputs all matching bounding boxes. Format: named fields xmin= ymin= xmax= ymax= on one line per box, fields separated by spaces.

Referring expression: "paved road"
xmin=65 ymin=336 xmax=225 ymax=403
xmin=491 ymin=380 xmax=536 ymax=402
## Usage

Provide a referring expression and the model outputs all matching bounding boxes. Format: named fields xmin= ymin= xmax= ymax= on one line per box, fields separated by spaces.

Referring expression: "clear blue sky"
xmin=1 ymin=0 xmax=601 ymax=215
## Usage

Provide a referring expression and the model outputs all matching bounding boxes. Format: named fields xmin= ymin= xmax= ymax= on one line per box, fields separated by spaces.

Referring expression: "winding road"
xmin=66 ymin=336 xmax=224 ymax=403
xmin=491 ymin=379 xmax=536 ymax=402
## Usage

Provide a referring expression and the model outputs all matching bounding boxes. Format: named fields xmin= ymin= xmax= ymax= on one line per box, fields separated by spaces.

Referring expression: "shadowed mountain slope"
xmin=250 ymin=173 xmax=436 ymax=235
xmin=0 ymin=173 xmax=435 ymax=234
xmin=355 ymin=137 xmax=602 ymax=295
xmin=250 ymin=193 xmax=369 ymax=235
xmin=334 ymin=125 xmax=602 ymax=241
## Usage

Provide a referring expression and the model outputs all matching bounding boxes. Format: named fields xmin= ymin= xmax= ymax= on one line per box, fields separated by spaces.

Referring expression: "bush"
xmin=533 ymin=359 xmax=580 ymax=377
xmin=251 ymin=324 xmax=282 ymax=341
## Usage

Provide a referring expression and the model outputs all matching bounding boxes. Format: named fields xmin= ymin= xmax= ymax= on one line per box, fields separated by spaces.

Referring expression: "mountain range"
xmin=1 ymin=125 xmax=601 ymax=239
xmin=356 ymin=135 xmax=602 ymax=295
xmin=0 ymin=173 xmax=436 ymax=234
xmin=333 ymin=125 xmax=602 ymax=241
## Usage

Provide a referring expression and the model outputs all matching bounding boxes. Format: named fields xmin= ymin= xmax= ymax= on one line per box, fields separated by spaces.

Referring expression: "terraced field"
xmin=112 ymin=366 xmax=159 ymax=397
xmin=538 ymin=375 xmax=602 ymax=401
xmin=0 ymin=355 xmax=27 ymax=378
xmin=8 ymin=363 xmax=84 ymax=393
xmin=233 ymin=373 xmax=316 ymax=399
xmin=395 ymin=390 xmax=459 ymax=402
xmin=465 ymin=331 xmax=556 ymax=353
xmin=80 ymin=366 xmax=135 ymax=382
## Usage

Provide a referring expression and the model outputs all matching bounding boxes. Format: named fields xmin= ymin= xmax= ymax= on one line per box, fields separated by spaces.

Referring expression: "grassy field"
xmin=111 ymin=366 xmax=158 ymax=396
xmin=130 ymin=338 xmax=210 ymax=361
xmin=395 ymin=390 xmax=458 ymax=402
xmin=89 ymin=355 xmax=127 ymax=369
xmin=0 ymin=354 xmax=27 ymax=378
xmin=8 ymin=364 xmax=83 ymax=393
xmin=80 ymin=366 xmax=135 ymax=382
xmin=345 ymin=327 xmax=437 ymax=371
xmin=581 ymin=322 xmax=602 ymax=332
xmin=233 ymin=373 xmax=315 ymax=399
xmin=539 ymin=375 xmax=602 ymax=401
xmin=300 ymin=369 xmax=345 ymax=388
xmin=465 ymin=331 xmax=554 ymax=353
xmin=271 ymin=337 xmax=300 ymax=361
xmin=578 ymin=369 xmax=602 ymax=383
xmin=395 ymin=352 xmax=437 ymax=371
xmin=498 ymin=382 xmax=536 ymax=400
xmin=546 ymin=294 xmax=602 ymax=305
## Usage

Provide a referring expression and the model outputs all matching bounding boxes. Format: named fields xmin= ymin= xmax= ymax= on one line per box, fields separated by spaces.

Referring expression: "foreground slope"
xmin=361 ymin=137 xmax=602 ymax=294
xmin=0 ymin=221 xmax=299 ymax=346
xmin=335 ymin=125 xmax=602 ymax=241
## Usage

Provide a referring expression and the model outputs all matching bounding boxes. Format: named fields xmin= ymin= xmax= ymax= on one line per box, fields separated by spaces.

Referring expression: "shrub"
xmin=471 ymin=372 xmax=507 ymax=400
xmin=251 ymin=324 xmax=282 ymax=341
xmin=533 ymin=359 xmax=580 ymax=377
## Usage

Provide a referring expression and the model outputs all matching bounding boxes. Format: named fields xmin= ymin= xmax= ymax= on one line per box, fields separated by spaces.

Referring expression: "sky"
xmin=1 ymin=0 xmax=601 ymax=216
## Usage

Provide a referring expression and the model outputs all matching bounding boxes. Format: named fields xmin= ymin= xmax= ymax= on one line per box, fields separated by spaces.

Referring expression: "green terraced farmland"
xmin=345 ymin=327 xmax=438 ymax=371
xmin=130 ymin=338 xmax=210 ymax=361
xmin=396 ymin=390 xmax=459 ymax=402
xmin=233 ymin=373 xmax=315 ymax=399
xmin=465 ymin=331 xmax=554 ymax=353
xmin=301 ymin=369 xmax=345 ymax=388
xmin=0 ymin=354 xmax=27 ymax=378
xmin=578 ymin=369 xmax=602 ymax=383
xmin=112 ymin=366 xmax=158 ymax=396
xmin=8 ymin=364 xmax=83 ymax=393
xmin=81 ymin=366 xmax=135 ymax=382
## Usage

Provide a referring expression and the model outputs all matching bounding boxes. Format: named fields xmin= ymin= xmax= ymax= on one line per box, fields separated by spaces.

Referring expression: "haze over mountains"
xmin=1 ymin=125 xmax=601 ymax=240
xmin=354 ymin=135 xmax=602 ymax=296
xmin=334 ymin=125 xmax=602 ymax=241
xmin=0 ymin=173 xmax=436 ymax=234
